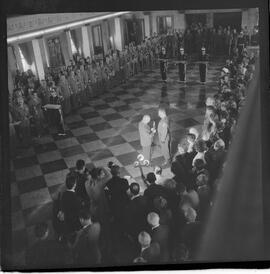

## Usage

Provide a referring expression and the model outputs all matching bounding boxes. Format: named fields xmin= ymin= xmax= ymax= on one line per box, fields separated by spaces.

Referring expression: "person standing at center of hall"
xmin=157 ymin=108 xmax=171 ymax=166
xmin=159 ymin=46 xmax=168 ymax=83
xmin=139 ymin=115 xmax=156 ymax=163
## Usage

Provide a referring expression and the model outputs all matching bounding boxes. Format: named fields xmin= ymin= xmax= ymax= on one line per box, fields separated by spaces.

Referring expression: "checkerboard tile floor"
xmin=10 ymin=60 xmax=224 ymax=267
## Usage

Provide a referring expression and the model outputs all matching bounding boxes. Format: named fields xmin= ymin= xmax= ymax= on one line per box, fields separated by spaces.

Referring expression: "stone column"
xmin=206 ymin=13 xmax=214 ymax=28
xmin=144 ymin=14 xmax=151 ymax=37
xmin=32 ymin=39 xmax=45 ymax=80
xmin=12 ymin=44 xmax=24 ymax=72
xmin=114 ymin=17 xmax=124 ymax=51
xmin=81 ymin=25 xmax=91 ymax=58
xmin=42 ymin=37 xmax=50 ymax=67
xmin=87 ymin=25 xmax=95 ymax=58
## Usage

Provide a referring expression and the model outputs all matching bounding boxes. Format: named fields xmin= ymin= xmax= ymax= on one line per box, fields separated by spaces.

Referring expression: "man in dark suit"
xmin=198 ymin=47 xmax=209 ymax=84
xmin=25 ymin=222 xmax=71 ymax=269
xmin=147 ymin=212 xmax=170 ymax=262
xmin=71 ymin=209 xmax=101 ymax=266
xmin=124 ymin=183 xmax=148 ymax=240
xmin=61 ymin=173 xmax=82 ymax=236
xmin=138 ymin=115 xmax=155 ymax=163
xmin=137 ymin=231 xmax=160 ymax=263
xmin=171 ymin=144 xmax=190 ymax=188
xmin=106 ymin=164 xmax=130 ymax=222
xmin=180 ymin=206 xmax=202 ymax=260
xmin=74 ymin=159 xmax=90 ymax=206
xmin=144 ymin=172 xmax=168 ymax=211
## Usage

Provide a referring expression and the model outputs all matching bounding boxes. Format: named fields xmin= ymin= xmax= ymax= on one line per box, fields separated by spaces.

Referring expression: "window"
xmin=92 ymin=25 xmax=104 ymax=56
xmin=157 ymin=16 xmax=173 ymax=34
xmin=92 ymin=25 xmax=103 ymax=47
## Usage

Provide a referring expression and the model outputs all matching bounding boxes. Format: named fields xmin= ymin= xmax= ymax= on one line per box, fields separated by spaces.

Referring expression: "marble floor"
xmin=9 ymin=59 xmax=224 ymax=266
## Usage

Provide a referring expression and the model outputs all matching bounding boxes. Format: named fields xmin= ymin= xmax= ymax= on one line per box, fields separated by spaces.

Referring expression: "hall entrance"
xmin=124 ymin=18 xmax=145 ymax=45
xmin=185 ymin=13 xmax=207 ymax=26
xmin=213 ymin=12 xmax=242 ymax=31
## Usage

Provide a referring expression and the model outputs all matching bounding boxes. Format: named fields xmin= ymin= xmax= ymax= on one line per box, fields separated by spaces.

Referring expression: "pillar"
xmin=12 ymin=44 xmax=24 ymax=72
xmin=36 ymin=37 xmax=49 ymax=70
xmin=32 ymin=39 xmax=45 ymax=80
xmin=144 ymin=15 xmax=151 ymax=37
xmin=81 ymin=25 xmax=91 ymax=58
xmin=206 ymin=13 xmax=214 ymax=28
xmin=7 ymin=46 xmax=17 ymax=74
xmin=114 ymin=17 xmax=124 ymax=51
xmin=42 ymin=37 xmax=50 ymax=68
xmin=87 ymin=25 xmax=95 ymax=58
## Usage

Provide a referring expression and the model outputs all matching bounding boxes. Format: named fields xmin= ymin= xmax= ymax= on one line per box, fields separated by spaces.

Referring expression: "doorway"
xmin=185 ymin=13 xmax=207 ymax=27
xmin=213 ymin=12 xmax=242 ymax=31
xmin=124 ymin=18 xmax=145 ymax=45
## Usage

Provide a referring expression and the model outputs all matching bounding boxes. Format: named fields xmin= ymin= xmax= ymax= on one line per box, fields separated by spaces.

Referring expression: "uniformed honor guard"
xmin=157 ymin=108 xmax=171 ymax=166
xmin=159 ymin=46 xmax=168 ymax=83
xmin=237 ymin=31 xmax=246 ymax=55
xmin=198 ymin=46 xmax=209 ymax=84
xmin=177 ymin=47 xmax=187 ymax=83
xmin=44 ymin=88 xmax=65 ymax=136
xmin=138 ymin=115 xmax=156 ymax=163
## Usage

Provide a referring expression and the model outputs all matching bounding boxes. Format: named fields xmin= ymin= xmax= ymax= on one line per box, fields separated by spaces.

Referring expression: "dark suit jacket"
xmin=181 ymin=221 xmax=202 ymax=259
xmin=151 ymin=224 xmax=170 ymax=262
xmin=124 ymin=195 xmax=148 ymax=239
xmin=73 ymin=222 xmax=101 ymax=266
xmin=144 ymin=184 xmax=168 ymax=210
xmin=141 ymin=242 xmax=161 ymax=263
xmin=61 ymin=190 xmax=81 ymax=233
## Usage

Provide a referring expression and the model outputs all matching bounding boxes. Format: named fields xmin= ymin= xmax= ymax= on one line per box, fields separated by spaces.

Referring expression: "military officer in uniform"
xmin=157 ymin=108 xmax=171 ymax=166
xmin=139 ymin=115 xmax=156 ymax=162
xmin=198 ymin=46 xmax=209 ymax=84
xmin=177 ymin=47 xmax=187 ymax=83
xmin=237 ymin=31 xmax=246 ymax=55
xmin=159 ymin=46 xmax=168 ymax=83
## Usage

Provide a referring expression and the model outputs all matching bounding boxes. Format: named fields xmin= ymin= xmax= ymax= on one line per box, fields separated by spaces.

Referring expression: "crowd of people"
xmin=23 ymin=27 xmax=257 ymax=268
xmin=9 ymin=22 xmax=259 ymax=157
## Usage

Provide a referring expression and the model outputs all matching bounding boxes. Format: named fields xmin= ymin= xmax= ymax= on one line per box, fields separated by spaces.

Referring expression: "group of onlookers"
xmin=24 ymin=37 xmax=257 ymax=267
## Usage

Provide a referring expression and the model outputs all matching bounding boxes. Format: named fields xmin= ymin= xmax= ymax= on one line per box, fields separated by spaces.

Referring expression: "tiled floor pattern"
xmin=10 ymin=60 xmax=224 ymax=266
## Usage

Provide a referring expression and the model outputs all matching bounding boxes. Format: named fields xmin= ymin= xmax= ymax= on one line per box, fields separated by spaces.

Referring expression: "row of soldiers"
xmin=157 ymin=23 xmax=259 ymax=58
xmin=8 ymin=35 xmax=168 ymax=156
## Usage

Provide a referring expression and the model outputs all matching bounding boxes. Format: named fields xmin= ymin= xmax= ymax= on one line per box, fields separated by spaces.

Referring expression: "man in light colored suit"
xmin=138 ymin=115 xmax=155 ymax=162
xmin=157 ymin=108 xmax=171 ymax=166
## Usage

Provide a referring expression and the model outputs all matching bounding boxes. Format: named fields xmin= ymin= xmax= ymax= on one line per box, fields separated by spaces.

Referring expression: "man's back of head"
xmin=65 ymin=172 xmax=77 ymax=190
xmin=130 ymin=182 xmax=140 ymax=196
xmin=147 ymin=212 xmax=160 ymax=228
xmin=146 ymin=172 xmax=156 ymax=185
xmin=138 ymin=231 xmax=151 ymax=248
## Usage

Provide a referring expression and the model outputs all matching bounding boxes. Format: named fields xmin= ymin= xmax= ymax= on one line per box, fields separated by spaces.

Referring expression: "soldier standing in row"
xmin=198 ymin=47 xmax=209 ymax=84
xmin=177 ymin=47 xmax=187 ymax=83
xmin=159 ymin=46 xmax=168 ymax=83
xmin=58 ymin=74 xmax=71 ymax=116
